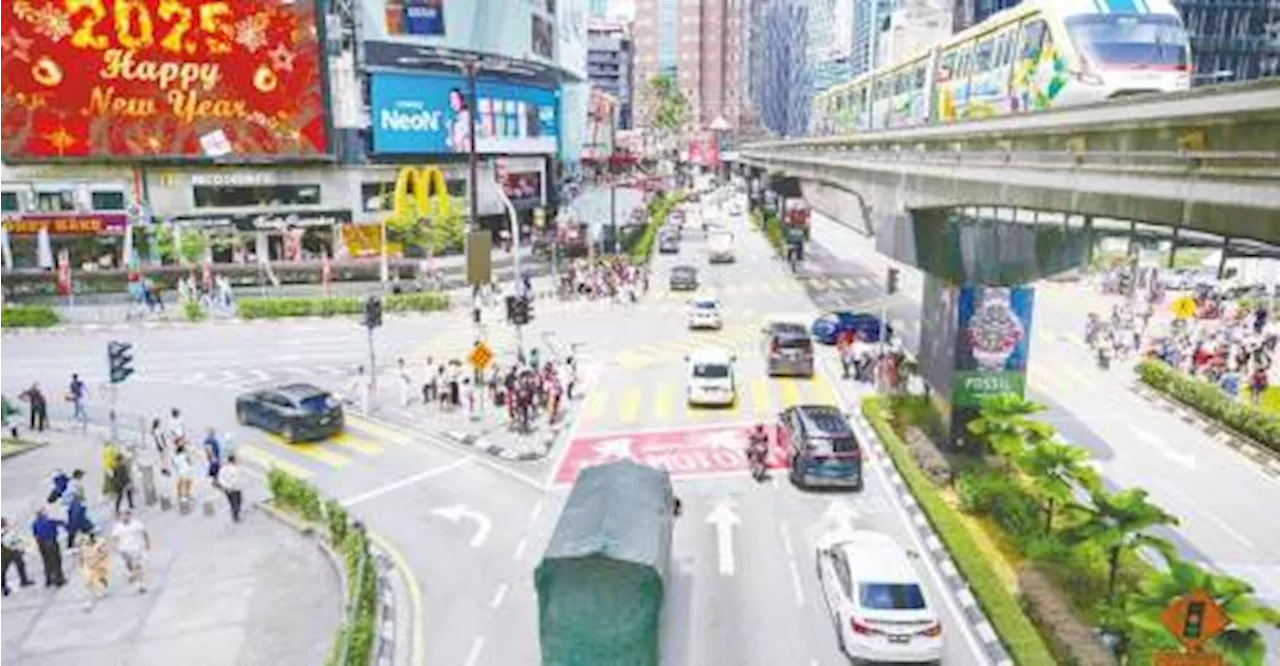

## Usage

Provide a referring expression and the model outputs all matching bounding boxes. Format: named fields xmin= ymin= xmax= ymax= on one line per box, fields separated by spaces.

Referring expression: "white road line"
xmin=779 ymin=522 xmax=794 ymax=558
xmin=513 ymin=537 xmax=528 ymax=561
xmin=1200 ymin=510 xmax=1257 ymax=549
xmin=339 ymin=458 xmax=471 ymax=507
xmin=529 ymin=500 xmax=543 ymax=520
xmin=463 ymin=636 xmax=486 ymax=666
xmin=787 ymin=556 xmax=806 ymax=607
xmin=490 ymin=583 xmax=509 ymax=609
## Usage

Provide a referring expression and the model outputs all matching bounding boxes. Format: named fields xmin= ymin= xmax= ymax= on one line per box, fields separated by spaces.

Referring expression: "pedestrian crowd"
xmin=1 ymin=392 xmax=247 ymax=612
xmin=557 ymin=256 xmax=649 ymax=303
xmin=836 ymin=329 xmax=910 ymax=391
xmin=1141 ymin=291 xmax=1277 ymax=405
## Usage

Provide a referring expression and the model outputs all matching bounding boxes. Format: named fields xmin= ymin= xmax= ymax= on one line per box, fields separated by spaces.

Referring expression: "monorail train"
xmin=810 ymin=0 xmax=1192 ymax=135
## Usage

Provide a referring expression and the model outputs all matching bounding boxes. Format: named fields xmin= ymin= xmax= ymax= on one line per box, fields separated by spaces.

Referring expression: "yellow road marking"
xmin=653 ymin=384 xmax=675 ymax=423
xmin=618 ymin=386 xmax=643 ymax=424
xmin=812 ymin=375 xmax=840 ymax=406
xmin=780 ymin=379 xmax=804 ymax=407
xmin=345 ymin=415 xmax=413 ymax=445
xmin=266 ymin=435 xmax=352 ymax=467
xmin=328 ymin=432 xmax=386 ymax=456
xmin=236 ymin=443 xmax=314 ymax=480
xmin=749 ymin=378 xmax=771 ymax=419
xmin=582 ymin=390 xmax=607 ymax=424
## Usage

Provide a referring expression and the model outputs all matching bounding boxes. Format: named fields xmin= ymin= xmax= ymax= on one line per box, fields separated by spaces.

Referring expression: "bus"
xmin=810 ymin=0 xmax=1191 ymax=135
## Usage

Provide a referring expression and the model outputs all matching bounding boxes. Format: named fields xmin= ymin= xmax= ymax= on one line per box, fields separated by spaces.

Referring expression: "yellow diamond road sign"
xmin=469 ymin=342 xmax=494 ymax=370
xmin=1172 ymin=295 xmax=1197 ymax=320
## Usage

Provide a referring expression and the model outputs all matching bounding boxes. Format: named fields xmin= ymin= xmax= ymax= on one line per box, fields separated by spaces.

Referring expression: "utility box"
xmin=535 ymin=461 xmax=676 ymax=666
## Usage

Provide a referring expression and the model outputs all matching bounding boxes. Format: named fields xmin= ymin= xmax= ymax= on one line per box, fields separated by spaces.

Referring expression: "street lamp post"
xmin=464 ymin=58 xmax=481 ymax=233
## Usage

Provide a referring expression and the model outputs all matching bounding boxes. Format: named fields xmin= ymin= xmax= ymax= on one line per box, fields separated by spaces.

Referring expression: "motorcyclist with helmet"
xmin=746 ymin=424 xmax=769 ymax=482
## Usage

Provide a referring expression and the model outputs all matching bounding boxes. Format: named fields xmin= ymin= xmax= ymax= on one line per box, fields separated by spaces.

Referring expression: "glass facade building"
xmin=851 ymin=0 xmax=893 ymax=76
xmin=1175 ymin=0 xmax=1280 ymax=83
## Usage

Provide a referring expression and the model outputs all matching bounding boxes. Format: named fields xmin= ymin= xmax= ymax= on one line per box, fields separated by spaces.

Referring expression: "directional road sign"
xmin=468 ymin=341 xmax=494 ymax=370
xmin=1172 ymin=295 xmax=1198 ymax=320
xmin=1160 ymin=588 xmax=1230 ymax=650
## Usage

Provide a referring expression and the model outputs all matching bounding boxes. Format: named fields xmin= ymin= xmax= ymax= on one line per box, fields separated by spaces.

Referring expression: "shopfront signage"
xmin=169 ymin=210 xmax=351 ymax=231
xmin=1 ymin=0 xmax=330 ymax=161
xmin=370 ymin=71 xmax=558 ymax=155
xmin=190 ymin=172 xmax=278 ymax=187
xmin=393 ymin=166 xmax=452 ymax=220
xmin=2 ymin=213 xmax=128 ymax=235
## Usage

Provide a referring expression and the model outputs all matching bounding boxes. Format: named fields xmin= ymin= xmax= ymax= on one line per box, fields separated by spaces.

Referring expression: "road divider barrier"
xmin=237 ymin=292 xmax=450 ymax=320
xmin=1135 ymin=359 xmax=1280 ymax=454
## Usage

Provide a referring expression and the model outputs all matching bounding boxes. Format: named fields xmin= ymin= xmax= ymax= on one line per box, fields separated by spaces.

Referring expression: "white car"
xmin=687 ymin=298 xmax=723 ymax=330
xmin=685 ymin=347 xmax=736 ymax=407
xmin=816 ymin=530 xmax=944 ymax=664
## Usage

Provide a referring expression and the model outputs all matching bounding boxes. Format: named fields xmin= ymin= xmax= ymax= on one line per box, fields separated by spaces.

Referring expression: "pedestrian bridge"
xmin=732 ymin=79 xmax=1280 ymax=247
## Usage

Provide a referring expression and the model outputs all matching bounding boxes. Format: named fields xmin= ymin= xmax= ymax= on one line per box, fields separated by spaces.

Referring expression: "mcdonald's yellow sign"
xmin=392 ymin=166 xmax=453 ymax=219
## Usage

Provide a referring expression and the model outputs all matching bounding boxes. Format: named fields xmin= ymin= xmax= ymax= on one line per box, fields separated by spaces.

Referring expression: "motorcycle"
xmin=1096 ymin=345 xmax=1111 ymax=370
xmin=746 ymin=436 xmax=769 ymax=483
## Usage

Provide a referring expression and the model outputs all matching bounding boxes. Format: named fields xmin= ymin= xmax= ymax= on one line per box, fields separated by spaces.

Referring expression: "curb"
xmin=442 ymin=428 xmax=556 ymax=461
xmin=845 ymin=410 xmax=1014 ymax=666
xmin=1129 ymin=381 xmax=1280 ymax=478
xmin=0 ymin=439 xmax=49 ymax=460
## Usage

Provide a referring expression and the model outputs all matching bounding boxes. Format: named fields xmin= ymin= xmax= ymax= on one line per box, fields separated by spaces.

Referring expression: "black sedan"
xmin=669 ymin=265 xmax=699 ymax=291
xmin=236 ymin=383 xmax=344 ymax=442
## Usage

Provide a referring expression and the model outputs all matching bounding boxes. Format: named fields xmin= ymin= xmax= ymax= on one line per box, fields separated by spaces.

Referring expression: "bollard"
xmin=160 ymin=494 xmax=172 ymax=511
xmin=139 ymin=464 xmax=158 ymax=506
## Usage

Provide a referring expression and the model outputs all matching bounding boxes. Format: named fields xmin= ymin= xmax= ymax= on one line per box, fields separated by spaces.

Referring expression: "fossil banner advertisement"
xmin=952 ymin=285 xmax=1035 ymax=408
xmin=2 ymin=0 xmax=330 ymax=161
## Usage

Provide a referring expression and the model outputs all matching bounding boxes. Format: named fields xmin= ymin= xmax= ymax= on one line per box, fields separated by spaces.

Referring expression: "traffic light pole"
xmin=367 ymin=325 xmax=377 ymax=396
xmin=497 ymin=188 xmax=524 ymax=356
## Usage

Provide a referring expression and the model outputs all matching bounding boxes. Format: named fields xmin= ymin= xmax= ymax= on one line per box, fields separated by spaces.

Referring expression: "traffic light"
xmin=887 ymin=267 xmax=900 ymax=296
xmin=511 ymin=296 xmax=532 ymax=326
xmin=505 ymin=295 xmax=518 ymax=323
xmin=108 ymin=341 xmax=134 ymax=384
xmin=1183 ymin=601 xmax=1206 ymax=639
xmin=363 ymin=295 xmax=383 ymax=329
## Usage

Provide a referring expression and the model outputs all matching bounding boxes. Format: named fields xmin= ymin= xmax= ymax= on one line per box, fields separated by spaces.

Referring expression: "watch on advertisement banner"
xmin=2 ymin=0 xmax=330 ymax=161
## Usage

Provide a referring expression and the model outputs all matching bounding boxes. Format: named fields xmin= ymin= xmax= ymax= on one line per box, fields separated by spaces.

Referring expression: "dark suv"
xmin=763 ymin=322 xmax=815 ymax=376
xmin=777 ymin=404 xmax=863 ymax=490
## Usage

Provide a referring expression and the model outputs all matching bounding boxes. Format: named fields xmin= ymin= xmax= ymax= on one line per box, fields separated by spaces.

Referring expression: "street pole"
xmin=367 ymin=326 xmax=377 ymax=396
xmin=379 ymin=217 xmax=389 ymax=284
xmin=608 ymin=108 xmax=618 ymax=254
xmin=497 ymin=189 xmax=523 ymax=355
xmin=466 ymin=60 xmax=480 ymax=233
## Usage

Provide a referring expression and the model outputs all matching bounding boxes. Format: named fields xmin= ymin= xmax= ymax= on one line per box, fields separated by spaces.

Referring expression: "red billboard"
xmin=1 ymin=0 xmax=330 ymax=161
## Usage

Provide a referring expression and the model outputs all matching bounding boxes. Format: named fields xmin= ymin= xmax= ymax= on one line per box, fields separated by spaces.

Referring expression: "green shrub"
xmin=0 ymin=305 xmax=59 ymax=328
xmin=1136 ymin=359 xmax=1280 ymax=451
xmin=863 ymin=398 xmax=1057 ymax=665
xmin=628 ymin=192 xmax=684 ymax=265
xmin=266 ymin=466 xmax=323 ymax=522
xmin=183 ymin=299 xmax=207 ymax=322
xmin=238 ymin=292 xmax=449 ymax=319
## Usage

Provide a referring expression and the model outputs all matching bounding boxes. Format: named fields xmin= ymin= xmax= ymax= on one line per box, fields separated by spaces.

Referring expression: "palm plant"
xmin=1016 ymin=438 xmax=1100 ymax=534
xmin=1066 ymin=488 xmax=1178 ymax=600
xmin=1123 ymin=554 xmax=1280 ymax=665
xmin=967 ymin=393 xmax=1056 ymax=461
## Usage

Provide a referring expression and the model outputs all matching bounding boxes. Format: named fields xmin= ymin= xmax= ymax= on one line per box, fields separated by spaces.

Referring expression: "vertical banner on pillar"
xmin=466 ymin=230 xmax=493 ymax=286
xmin=952 ymin=286 xmax=1035 ymax=408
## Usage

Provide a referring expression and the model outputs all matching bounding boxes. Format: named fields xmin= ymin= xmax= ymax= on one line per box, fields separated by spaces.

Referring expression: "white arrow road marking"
xmin=697 ymin=428 xmax=746 ymax=452
xmin=1129 ymin=425 xmax=1196 ymax=469
xmin=706 ymin=498 xmax=741 ymax=576
xmin=431 ymin=504 xmax=493 ymax=548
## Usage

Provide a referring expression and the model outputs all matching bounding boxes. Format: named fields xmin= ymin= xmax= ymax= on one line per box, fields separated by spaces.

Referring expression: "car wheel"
xmin=284 ymin=423 xmax=298 ymax=443
xmin=236 ymin=405 xmax=249 ymax=426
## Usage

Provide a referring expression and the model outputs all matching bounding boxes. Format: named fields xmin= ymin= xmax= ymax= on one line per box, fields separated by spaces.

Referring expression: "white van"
xmin=707 ymin=230 xmax=735 ymax=263
xmin=685 ymin=347 xmax=737 ymax=407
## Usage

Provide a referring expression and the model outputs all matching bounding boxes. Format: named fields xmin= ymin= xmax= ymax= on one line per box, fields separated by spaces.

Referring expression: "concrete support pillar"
xmin=1084 ymin=216 xmax=1095 ymax=267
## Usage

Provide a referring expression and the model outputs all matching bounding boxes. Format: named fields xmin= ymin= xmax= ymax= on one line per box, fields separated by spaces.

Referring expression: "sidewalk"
xmin=1 ymin=429 xmax=342 ymax=666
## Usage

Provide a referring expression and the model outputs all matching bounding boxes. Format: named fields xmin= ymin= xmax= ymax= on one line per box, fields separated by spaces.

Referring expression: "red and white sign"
xmin=554 ymin=424 xmax=789 ymax=486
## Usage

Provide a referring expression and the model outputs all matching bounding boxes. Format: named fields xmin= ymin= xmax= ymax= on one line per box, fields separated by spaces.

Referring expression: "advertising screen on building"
xmin=1 ymin=0 xmax=330 ymax=162
xmin=371 ymin=72 xmax=558 ymax=155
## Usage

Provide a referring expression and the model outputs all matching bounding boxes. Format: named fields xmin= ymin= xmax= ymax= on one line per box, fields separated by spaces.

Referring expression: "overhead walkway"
xmin=733 ymin=79 xmax=1280 ymax=245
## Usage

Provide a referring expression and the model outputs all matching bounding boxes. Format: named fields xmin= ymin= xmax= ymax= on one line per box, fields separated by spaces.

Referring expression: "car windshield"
xmin=674 ymin=268 xmax=695 ymax=277
xmin=859 ymin=582 xmax=927 ymax=610
xmin=775 ymin=334 xmax=812 ymax=350
xmin=810 ymin=435 xmax=857 ymax=454
xmin=297 ymin=394 xmax=333 ymax=413
xmin=694 ymin=301 xmax=718 ymax=310
xmin=693 ymin=363 xmax=731 ymax=379
xmin=1066 ymin=14 xmax=1189 ymax=68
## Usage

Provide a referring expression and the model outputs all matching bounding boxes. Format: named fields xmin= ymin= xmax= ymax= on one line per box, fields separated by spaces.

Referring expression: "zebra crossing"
xmin=576 ymin=374 xmax=845 ymax=430
xmin=232 ymin=412 xmax=422 ymax=480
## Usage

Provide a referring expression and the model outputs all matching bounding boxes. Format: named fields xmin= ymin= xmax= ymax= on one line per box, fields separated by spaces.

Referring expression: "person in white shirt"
xmin=167 ymin=408 xmax=187 ymax=448
xmin=216 ymin=455 xmax=243 ymax=523
xmin=397 ymin=358 xmax=413 ymax=407
xmin=111 ymin=510 xmax=150 ymax=593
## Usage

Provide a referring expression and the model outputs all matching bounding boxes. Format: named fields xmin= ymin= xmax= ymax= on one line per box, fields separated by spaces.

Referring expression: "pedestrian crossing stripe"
xmin=236 ymin=443 xmax=315 ymax=480
xmin=614 ymin=325 xmax=764 ymax=370
xmin=328 ymin=432 xmax=386 ymax=456
xmin=265 ymin=435 xmax=353 ymax=467
xmin=577 ymin=375 xmax=843 ymax=428
xmin=345 ymin=414 xmax=416 ymax=445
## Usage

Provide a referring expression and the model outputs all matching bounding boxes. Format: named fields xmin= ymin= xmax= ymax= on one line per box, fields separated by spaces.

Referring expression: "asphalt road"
xmin=807 ymin=212 xmax=1280 ymax=610
xmin=1 ymin=196 xmax=997 ymax=665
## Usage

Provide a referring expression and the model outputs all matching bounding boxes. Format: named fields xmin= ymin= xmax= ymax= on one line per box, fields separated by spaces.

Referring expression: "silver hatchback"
xmin=764 ymin=322 xmax=815 ymax=377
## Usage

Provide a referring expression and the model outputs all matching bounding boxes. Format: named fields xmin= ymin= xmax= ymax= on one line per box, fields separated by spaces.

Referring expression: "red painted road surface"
xmin=554 ymin=424 xmax=789 ymax=486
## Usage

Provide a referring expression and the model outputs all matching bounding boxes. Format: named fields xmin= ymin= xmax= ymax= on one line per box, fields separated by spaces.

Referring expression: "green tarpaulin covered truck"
xmin=535 ymin=461 xmax=676 ymax=666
